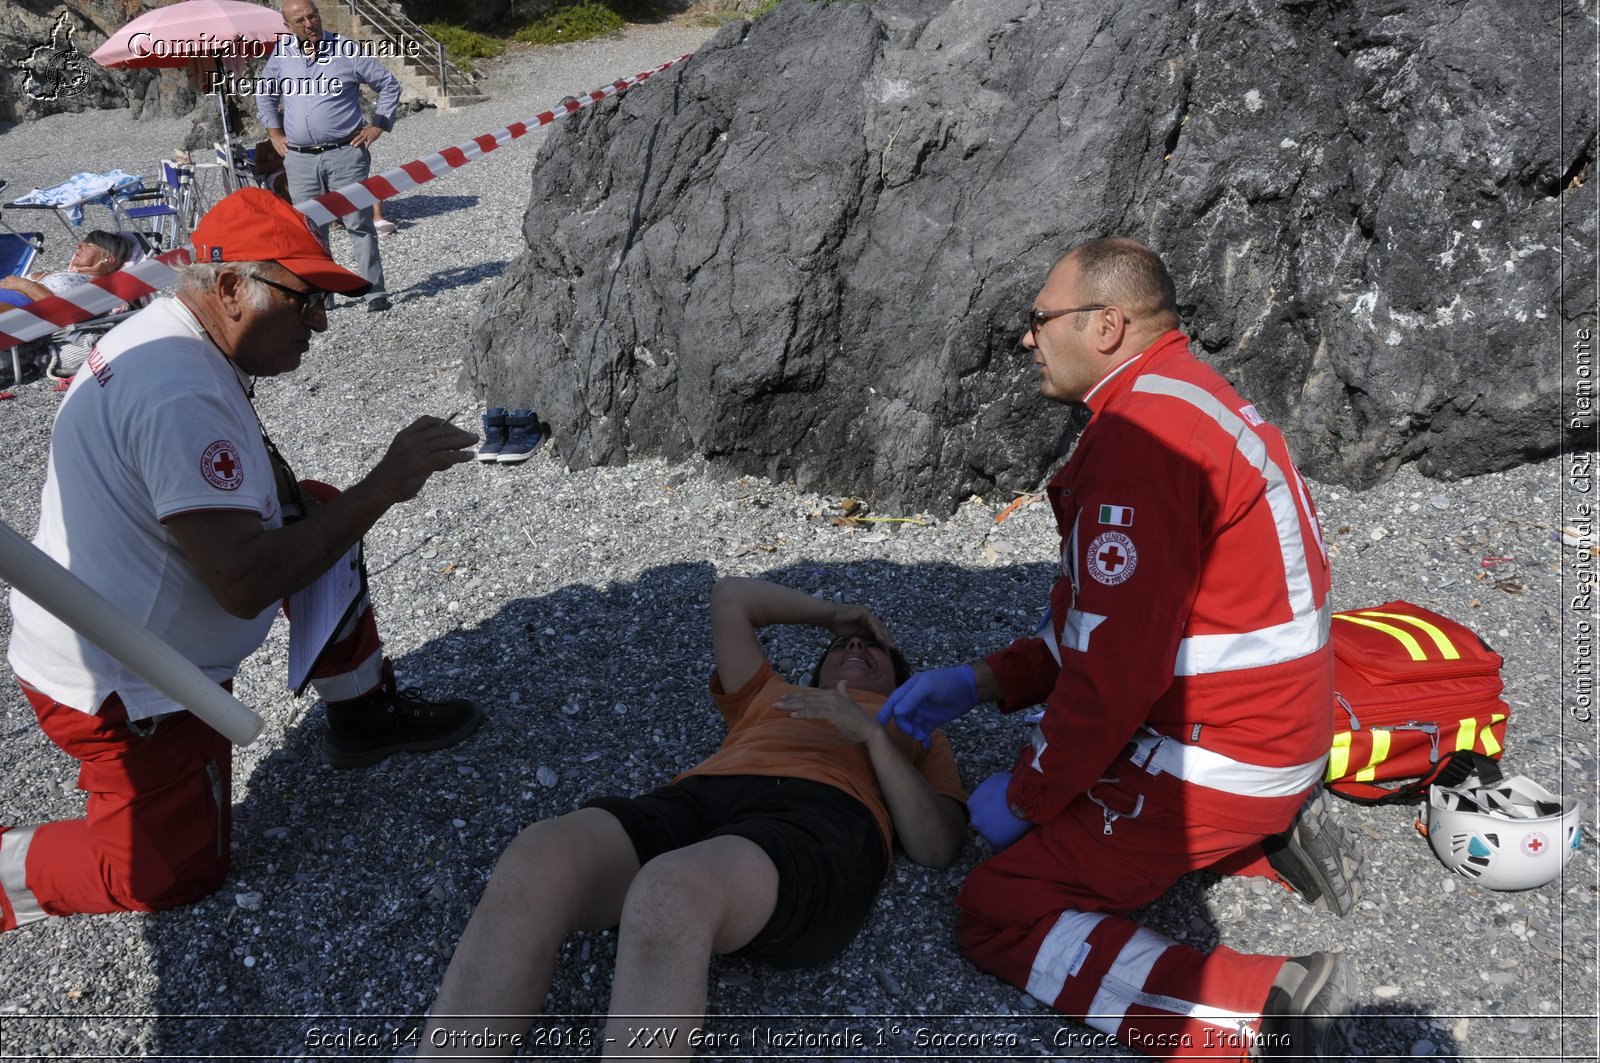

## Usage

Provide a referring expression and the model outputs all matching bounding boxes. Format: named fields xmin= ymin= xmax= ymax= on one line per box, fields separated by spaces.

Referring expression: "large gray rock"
xmin=0 ymin=0 xmax=202 ymax=123
xmin=466 ymin=0 xmax=1595 ymax=512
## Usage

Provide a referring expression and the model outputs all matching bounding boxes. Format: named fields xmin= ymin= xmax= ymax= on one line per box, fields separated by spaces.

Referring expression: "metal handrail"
xmin=342 ymin=0 xmax=475 ymax=98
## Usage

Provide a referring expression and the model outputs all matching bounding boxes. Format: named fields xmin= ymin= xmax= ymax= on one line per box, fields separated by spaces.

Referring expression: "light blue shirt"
xmin=255 ymin=32 xmax=401 ymax=146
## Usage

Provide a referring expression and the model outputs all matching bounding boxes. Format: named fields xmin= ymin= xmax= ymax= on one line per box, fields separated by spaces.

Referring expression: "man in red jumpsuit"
xmin=881 ymin=238 xmax=1360 ymax=1060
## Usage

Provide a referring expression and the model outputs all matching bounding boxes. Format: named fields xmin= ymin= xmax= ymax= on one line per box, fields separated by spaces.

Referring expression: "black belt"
xmin=287 ymin=134 xmax=357 ymax=154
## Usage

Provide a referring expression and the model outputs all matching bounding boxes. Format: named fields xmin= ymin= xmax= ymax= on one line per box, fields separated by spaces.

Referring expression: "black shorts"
xmin=583 ymin=774 xmax=887 ymax=968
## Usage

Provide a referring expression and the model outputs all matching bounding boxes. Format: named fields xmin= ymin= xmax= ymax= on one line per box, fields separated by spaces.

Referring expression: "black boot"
xmin=1263 ymin=787 xmax=1363 ymax=917
xmin=322 ymin=660 xmax=482 ymax=770
xmin=1252 ymin=952 xmax=1351 ymax=1058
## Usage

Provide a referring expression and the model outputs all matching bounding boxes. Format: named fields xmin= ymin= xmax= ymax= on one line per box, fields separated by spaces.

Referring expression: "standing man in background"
xmin=257 ymin=0 xmax=398 ymax=312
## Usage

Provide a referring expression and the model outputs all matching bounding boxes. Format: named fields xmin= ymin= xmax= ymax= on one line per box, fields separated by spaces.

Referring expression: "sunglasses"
xmin=1028 ymin=305 xmax=1130 ymax=337
xmin=254 ymin=275 xmax=332 ymax=316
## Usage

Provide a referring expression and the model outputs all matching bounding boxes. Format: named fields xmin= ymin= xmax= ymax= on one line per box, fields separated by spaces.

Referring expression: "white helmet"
xmin=1424 ymin=772 xmax=1583 ymax=891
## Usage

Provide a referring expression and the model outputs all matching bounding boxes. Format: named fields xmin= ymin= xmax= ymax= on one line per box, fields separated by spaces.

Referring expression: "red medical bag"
xmin=1326 ymin=600 xmax=1510 ymax=804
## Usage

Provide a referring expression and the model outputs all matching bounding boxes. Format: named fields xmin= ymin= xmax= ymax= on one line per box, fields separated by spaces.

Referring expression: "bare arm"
xmin=708 ymin=576 xmax=891 ymax=693
xmin=166 ymin=416 xmax=476 ymax=617
xmin=0 ymin=275 xmax=50 ymax=301
xmin=774 ymin=682 xmax=967 ymax=867
xmin=971 ymin=657 xmax=1003 ymax=703
xmin=254 ymin=52 xmax=286 ymax=156
xmin=866 ymin=727 xmax=967 ymax=868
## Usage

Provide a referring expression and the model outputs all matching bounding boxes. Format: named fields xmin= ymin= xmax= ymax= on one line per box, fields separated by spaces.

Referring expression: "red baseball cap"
xmin=190 ymin=188 xmax=372 ymax=295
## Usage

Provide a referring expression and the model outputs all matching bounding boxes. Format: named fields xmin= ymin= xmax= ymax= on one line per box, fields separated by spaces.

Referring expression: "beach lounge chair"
xmin=1 ymin=230 xmax=159 ymax=385
xmin=121 ymin=161 xmax=198 ymax=251
xmin=192 ymin=143 xmax=260 ymax=212
xmin=0 ymin=229 xmax=45 ymax=384
xmin=2 ymin=170 xmax=147 ymax=239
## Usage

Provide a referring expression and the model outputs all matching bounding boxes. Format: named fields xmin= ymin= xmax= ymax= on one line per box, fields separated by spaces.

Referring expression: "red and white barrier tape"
xmin=298 ymin=53 xmax=691 ymax=225
xmin=0 ymin=53 xmax=692 ymax=351
xmin=0 ymin=249 xmax=192 ymax=349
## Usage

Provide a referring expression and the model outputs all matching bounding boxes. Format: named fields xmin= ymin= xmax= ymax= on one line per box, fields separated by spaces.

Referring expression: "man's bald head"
xmin=1059 ymin=238 xmax=1180 ymax=335
xmin=282 ymin=0 xmax=321 ymax=46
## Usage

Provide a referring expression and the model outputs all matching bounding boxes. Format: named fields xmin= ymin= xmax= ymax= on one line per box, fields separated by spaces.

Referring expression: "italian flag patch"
xmin=1098 ymin=504 xmax=1134 ymax=527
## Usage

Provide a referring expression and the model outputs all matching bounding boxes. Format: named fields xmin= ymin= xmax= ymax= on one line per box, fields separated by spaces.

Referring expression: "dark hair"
xmin=1065 ymin=237 xmax=1179 ymax=329
xmin=809 ymin=639 xmax=913 ymax=688
xmin=83 ymin=230 xmax=134 ymax=268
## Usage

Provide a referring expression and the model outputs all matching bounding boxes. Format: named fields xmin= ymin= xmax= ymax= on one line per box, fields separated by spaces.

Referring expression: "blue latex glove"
xmin=968 ymin=771 xmax=1034 ymax=851
xmin=875 ymin=664 xmax=979 ymax=746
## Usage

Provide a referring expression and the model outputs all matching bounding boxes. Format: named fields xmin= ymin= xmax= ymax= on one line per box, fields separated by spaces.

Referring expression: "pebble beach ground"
xmin=0 ymin=16 xmax=1595 ymax=1062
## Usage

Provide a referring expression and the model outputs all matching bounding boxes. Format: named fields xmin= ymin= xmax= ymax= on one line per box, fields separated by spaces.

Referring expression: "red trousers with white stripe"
xmin=0 ymin=482 xmax=385 ymax=933
xmin=956 ymin=781 xmax=1289 ymax=1061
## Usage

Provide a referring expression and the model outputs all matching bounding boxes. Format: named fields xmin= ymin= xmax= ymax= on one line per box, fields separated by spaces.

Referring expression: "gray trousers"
xmin=282 ymin=143 xmax=387 ymax=302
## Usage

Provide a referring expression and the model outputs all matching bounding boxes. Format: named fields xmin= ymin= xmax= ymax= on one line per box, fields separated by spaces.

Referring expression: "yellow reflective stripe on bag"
xmin=1334 ymin=608 xmax=1463 ymax=662
xmin=1334 ymin=615 xmax=1428 ymax=660
xmin=1327 ymin=733 xmax=1351 ymax=782
xmin=1348 ymin=609 xmax=1461 ymax=660
xmin=1481 ymin=714 xmax=1505 ymax=756
xmin=1354 ymin=729 xmax=1390 ymax=782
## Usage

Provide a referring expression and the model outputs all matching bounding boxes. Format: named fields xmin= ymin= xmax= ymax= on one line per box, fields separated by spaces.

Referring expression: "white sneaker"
xmin=374 ymin=219 xmax=397 ymax=236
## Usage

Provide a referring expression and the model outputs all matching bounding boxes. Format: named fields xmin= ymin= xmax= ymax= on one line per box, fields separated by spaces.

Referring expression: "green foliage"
xmin=511 ymin=1 xmax=664 ymax=46
xmin=424 ymin=0 xmax=865 ymax=68
xmin=421 ymin=21 xmax=504 ymax=71
xmin=752 ymin=0 xmax=865 ymax=19
xmin=424 ymin=2 xmax=666 ymax=64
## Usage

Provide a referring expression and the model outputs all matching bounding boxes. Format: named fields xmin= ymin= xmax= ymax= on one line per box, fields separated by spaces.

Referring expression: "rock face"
xmin=1 ymin=0 xmax=201 ymax=123
xmin=466 ymin=0 xmax=1595 ymax=512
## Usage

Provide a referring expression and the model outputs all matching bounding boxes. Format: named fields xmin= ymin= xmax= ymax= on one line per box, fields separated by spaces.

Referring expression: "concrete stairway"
xmin=321 ymin=0 xmax=490 ymax=112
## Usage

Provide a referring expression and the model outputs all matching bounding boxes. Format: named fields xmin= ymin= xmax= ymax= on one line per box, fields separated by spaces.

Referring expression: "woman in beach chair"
xmin=0 ymin=230 xmax=134 ymax=308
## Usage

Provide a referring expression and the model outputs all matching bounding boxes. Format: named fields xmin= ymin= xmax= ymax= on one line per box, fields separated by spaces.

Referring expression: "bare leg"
xmin=419 ymin=808 xmax=641 ymax=1060
xmin=602 ymin=836 xmax=779 ymax=1060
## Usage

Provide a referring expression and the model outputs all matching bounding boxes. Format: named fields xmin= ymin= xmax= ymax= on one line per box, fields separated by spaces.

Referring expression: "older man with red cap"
xmin=1 ymin=188 xmax=481 ymax=932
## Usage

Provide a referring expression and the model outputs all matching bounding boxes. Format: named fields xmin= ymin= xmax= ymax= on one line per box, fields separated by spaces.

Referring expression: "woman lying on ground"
xmin=418 ymin=576 xmax=968 ymax=1060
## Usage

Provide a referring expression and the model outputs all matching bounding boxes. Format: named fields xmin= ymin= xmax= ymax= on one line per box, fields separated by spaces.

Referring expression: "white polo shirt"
xmin=8 ymin=297 xmax=283 ymax=720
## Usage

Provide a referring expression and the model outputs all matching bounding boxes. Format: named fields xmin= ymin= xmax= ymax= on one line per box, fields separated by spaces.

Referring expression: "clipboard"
xmin=287 ymin=541 xmax=367 ymax=696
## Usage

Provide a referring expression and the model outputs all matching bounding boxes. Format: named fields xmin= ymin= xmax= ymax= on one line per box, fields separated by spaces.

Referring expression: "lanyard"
xmin=235 ymin=373 xmax=308 ymax=519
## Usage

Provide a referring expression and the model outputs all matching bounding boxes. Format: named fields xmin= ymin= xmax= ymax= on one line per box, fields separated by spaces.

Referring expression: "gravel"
xmin=1 ymin=20 xmax=1595 ymax=1063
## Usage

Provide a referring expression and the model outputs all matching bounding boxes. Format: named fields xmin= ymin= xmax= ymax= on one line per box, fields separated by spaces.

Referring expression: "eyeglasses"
xmin=254 ymin=275 xmax=331 ymax=317
xmin=1028 ymin=305 xmax=1128 ymax=337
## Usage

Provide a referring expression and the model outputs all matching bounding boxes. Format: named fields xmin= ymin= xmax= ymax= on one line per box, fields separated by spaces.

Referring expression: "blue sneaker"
xmin=498 ymin=408 xmax=541 ymax=463
xmin=477 ymin=408 xmax=507 ymax=462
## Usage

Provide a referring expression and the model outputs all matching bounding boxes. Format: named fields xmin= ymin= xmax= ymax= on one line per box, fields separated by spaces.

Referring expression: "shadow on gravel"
xmin=410 ymin=261 xmax=510 ymax=296
xmin=1346 ymin=1004 xmax=1463 ymax=1060
xmin=382 ymin=193 xmax=481 ymax=222
xmin=122 ymin=556 xmax=1379 ymax=1058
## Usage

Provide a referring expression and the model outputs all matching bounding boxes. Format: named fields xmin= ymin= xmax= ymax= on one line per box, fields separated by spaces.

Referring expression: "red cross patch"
xmin=1521 ymin=831 xmax=1550 ymax=858
xmin=1087 ymin=530 xmax=1137 ymax=586
xmin=201 ymin=440 xmax=244 ymax=491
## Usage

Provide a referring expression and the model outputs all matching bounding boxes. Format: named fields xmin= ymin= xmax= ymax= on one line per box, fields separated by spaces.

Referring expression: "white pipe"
xmin=0 ymin=520 xmax=263 ymax=746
